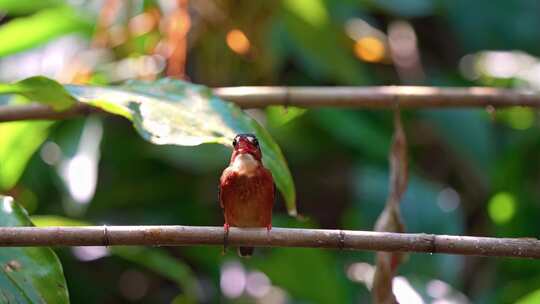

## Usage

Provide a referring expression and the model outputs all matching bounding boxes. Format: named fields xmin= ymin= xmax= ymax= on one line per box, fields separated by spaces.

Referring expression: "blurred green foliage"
xmin=1 ymin=0 xmax=540 ymax=303
xmin=0 ymin=196 xmax=68 ymax=303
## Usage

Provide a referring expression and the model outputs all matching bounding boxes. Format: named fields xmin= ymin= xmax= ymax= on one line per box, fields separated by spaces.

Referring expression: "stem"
xmin=0 ymin=226 xmax=538 ymax=259
xmin=0 ymin=86 xmax=539 ymax=122
xmin=213 ymin=86 xmax=540 ymax=108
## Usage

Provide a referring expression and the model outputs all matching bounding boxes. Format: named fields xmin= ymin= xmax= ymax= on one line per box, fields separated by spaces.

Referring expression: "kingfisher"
xmin=219 ymin=133 xmax=274 ymax=257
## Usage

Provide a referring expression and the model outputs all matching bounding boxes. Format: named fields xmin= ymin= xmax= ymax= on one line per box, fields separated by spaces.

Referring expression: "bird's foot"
xmin=222 ymin=223 xmax=230 ymax=255
xmin=266 ymin=224 xmax=272 ymax=242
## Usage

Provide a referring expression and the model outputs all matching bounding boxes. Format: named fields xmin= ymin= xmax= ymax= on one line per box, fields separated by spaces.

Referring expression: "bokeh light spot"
xmin=220 ymin=261 xmax=246 ymax=298
xmin=436 ymin=187 xmax=460 ymax=212
xmin=246 ymin=271 xmax=271 ymax=298
xmin=354 ymin=37 xmax=385 ymax=63
xmin=488 ymin=192 xmax=516 ymax=224
xmin=71 ymin=246 xmax=109 ymax=262
xmin=226 ymin=29 xmax=250 ymax=55
xmin=40 ymin=141 xmax=61 ymax=165
xmin=393 ymin=276 xmax=424 ymax=304
xmin=118 ymin=269 xmax=149 ymax=301
xmin=2 ymin=197 xmax=14 ymax=214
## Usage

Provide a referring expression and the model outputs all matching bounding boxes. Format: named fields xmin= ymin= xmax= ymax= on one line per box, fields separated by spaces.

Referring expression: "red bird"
xmin=219 ymin=134 xmax=274 ymax=257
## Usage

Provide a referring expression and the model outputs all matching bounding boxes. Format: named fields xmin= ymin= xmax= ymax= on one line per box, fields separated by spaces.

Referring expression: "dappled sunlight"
xmin=347 ymin=262 xmax=428 ymax=303
xmin=427 ymin=280 xmax=470 ymax=304
xmin=2 ymin=196 xmax=13 ymax=214
xmin=71 ymin=246 xmax=109 ymax=262
xmin=393 ymin=277 xmax=424 ymax=304
xmin=460 ymin=50 xmax=540 ymax=91
xmin=347 ymin=262 xmax=375 ymax=288
xmin=59 ymin=117 xmax=102 ymax=209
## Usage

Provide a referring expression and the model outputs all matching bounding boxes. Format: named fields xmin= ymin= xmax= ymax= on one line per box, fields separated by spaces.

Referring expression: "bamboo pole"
xmin=0 ymin=226 xmax=539 ymax=259
xmin=0 ymin=86 xmax=539 ymax=122
xmin=213 ymin=86 xmax=540 ymax=108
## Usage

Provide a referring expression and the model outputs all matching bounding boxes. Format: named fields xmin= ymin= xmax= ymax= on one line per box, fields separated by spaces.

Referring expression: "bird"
xmin=219 ymin=133 xmax=274 ymax=257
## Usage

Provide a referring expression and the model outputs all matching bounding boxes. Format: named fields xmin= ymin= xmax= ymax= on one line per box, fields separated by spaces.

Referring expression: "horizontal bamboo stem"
xmin=0 ymin=226 xmax=538 ymax=259
xmin=0 ymin=86 xmax=539 ymax=122
xmin=214 ymin=86 xmax=540 ymax=108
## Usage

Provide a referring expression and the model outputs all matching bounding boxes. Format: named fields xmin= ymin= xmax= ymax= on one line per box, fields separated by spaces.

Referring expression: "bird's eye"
xmin=248 ymin=136 xmax=259 ymax=147
xmin=232 ymin=139 xmax=238 ymax=147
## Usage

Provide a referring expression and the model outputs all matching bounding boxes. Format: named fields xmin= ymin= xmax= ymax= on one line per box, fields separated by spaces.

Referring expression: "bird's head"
xmin=231 ymin=133 xmax=262 ymax=162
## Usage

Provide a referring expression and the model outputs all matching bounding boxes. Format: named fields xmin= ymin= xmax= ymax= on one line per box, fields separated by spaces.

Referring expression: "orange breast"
xmin=220 ymin=167 xmax=274 ymax=228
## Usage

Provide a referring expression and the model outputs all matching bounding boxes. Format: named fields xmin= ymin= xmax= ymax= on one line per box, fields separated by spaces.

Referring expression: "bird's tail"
xmin=238 ymin=246 xmax=254 ymax=257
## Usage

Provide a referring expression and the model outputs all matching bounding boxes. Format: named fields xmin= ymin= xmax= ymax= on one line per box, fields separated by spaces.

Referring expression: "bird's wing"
xmin=261 ymin=167 xmax=275 ymax=207
xmin=219 ymin=167 xmax=236 ymax=209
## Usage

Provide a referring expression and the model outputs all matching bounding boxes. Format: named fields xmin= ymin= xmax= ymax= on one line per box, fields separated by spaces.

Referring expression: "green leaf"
xmin=0 ymin=77 xmax=296 ymax=214
xmin=516 ymin=289 xmax=540 ymax=304
xmin=0 ymin=0 xmax=63 ymax=15
xmin=32 ymin=215 xmax=200 ymax=303
xmin=0 ymin=6 xmax=91 ymax=57
xmin=282 ymin=0 xmax=329 ymax=27
xmin=0 ymin=121 xmax=52 ymax=190
xmin=66 ymin=78 xmax=297 ymax=215
xmin=266 ymin=105 xmax=306 ymax=127
xmin=0 ymin=76 xmax=76 ymax=111
xmin=0 ymin=196 xmax=69 ymax=303
xmin=31 ymin=215 xmax=88 ymax=227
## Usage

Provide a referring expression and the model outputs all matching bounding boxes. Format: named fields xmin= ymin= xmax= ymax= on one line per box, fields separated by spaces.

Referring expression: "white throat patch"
xmin=232 ymin=153 xmax=259 ymax=176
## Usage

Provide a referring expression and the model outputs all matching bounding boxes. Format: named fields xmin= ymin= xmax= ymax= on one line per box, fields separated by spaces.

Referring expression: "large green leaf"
xmin=0 ymin=196 xmax=69 ymax=303
xmin=0 ymin=0 xmax=64 ymax=15
xmin=516 ymin=289 xmax=540 ymax=304
xmin=0 ymin=121 xmax=52 ymax=190
xmin=0 ymin=6 xmax=90 ymax=57
xmin=0 ymin=77 xmax=296 ymax=214
xmin=31 ymin=215 xmax=200 ymax=303
xmin=0 ymin=77 xmax=76 ymax=111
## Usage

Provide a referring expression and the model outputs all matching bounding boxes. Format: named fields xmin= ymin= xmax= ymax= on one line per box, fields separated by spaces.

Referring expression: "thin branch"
xmin=0 ymin=226 xmax=539 ymax=259
xmin=1 ymin=86 xmax=539 ymax=122
xmin=0 ymin=103 xmax=102 ymax=122
xmin=213 ymin=86 xmax=540 ymax=108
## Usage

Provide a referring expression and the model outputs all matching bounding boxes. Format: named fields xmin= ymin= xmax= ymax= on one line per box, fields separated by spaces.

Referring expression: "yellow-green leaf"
xmin=0 ymin=76 xmax=76 ymax=111
xmin=0 ymin=6 xmax=90 ymax=57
